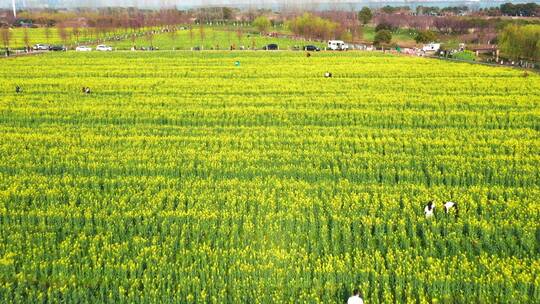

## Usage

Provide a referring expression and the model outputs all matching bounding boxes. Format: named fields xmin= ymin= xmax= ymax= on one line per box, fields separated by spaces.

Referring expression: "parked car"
xmin=75 ymin=46 xmax=92 ymax=52
xmin=32 ymin=44 xmax=50 ymax=51
xmin=96 ymin=45 xmax=113 ymax=51
xmin=263 ymin=44 xmax=279 ymax=50
xmin=141 ymin=46 xmax=158 ymax=51
xmin=421 ymin=43 xmax=441 ymax=52
xmin=327 ymin=40 xmax=348 ymax=51
xmin=49 ymin=45 xmax=66 ymax=51
xmin=303 ymin=45 xmax=320 ymax=51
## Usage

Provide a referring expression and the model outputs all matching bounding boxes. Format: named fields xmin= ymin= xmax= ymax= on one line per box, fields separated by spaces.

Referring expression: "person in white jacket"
xmin=424 ymin=201 xmax=435 ymax=218
xmin=443 ymin=201 xmax=459 ymax=218
xmin=347 ymin=289 xmax=364 ymax=304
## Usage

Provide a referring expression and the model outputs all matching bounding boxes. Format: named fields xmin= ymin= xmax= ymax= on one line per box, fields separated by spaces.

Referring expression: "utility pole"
xmin=12 ymin=0 xmax=17 ymax=19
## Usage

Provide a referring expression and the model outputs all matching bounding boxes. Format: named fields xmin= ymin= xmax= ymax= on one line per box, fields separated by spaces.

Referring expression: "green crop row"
xmin=0 ymin=51 xmax=539 ymax=303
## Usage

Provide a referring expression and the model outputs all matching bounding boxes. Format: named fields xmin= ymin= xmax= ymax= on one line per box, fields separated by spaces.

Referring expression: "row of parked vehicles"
xmin=32 ymin=44 xmax=66 ymax=51
xmin=32 ymin=44 xmax=113 ymax=52
xmin=32 ymin=40 xmax=348 ymax=53
xmin=76 ymin=45 xmax=113 ymax=52
xmin=263 ymin=44 xmax=322 ymax=51
xmin=262 ymin=41 xmax=348 ymax=51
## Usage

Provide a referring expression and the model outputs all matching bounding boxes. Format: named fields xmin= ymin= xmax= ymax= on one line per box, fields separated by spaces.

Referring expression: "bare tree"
xmin=89 ymin=27 xmax=98 ymax=41
xmin=169 ymin=26 xmax=178 ymax=50
xmin=212 ymin=27 xmax=218 ymax=49
xmin=227 ymin=24 xmax=232 ymax=48
xmin=434 ymin=17 xmax=471 ymax=34
xmin=57 ymin=23 xmax=70 ymax=46
xmin=72 ymin=25 xmax=80 ymax=45
xmin=81 ymin=27 xmax=88 ymax=42
xmin=95 ymin=17 xmax=113 ymax=41
xmin=134 ymin=11 xmax=145 ymax=34
xmin=189 ymin=25 xmax=194 ymax=47
xmin=410 ymin=16 xmax=434 ymax=31
xmin=119 ymin=13 xmax=130 ymax=35
xmin=357 ymin=25 xmax=364 ymax=42
xmin=236 ymin=28 xmax=243 ymax=47
xmin=199 ymin=23 xmax=206 ymax=49
xmin=349 ymin=5 xmax=359 ymax=43
xmin=23 ymin=27 xmax=31 ymax=51
xmin=1 ymin=27 xmax=11 ymax=56
xmin=44 ymin=26 xmax=51 ymax=44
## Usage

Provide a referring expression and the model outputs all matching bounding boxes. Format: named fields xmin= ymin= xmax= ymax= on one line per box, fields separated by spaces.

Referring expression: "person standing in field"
xmin=443 ymin=201 xmax=459 ymax=218
xmin=424 ymin=201 xmax=435 ymax=218
xmin=347 ymin=289 xmax=364 ymax=304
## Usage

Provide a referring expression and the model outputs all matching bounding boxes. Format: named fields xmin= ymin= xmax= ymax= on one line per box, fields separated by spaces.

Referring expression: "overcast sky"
xmin=1 ymin=0 xmax=535 ymax=10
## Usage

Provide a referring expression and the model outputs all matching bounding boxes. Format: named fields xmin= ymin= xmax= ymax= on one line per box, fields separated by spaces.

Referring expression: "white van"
xmin=327 ymin=40 xmax=348 ymax=51
xmin=96 ymin=45 xmax=113 ymax=51
xmin=422 ymin=43 xmax=440 ymax=52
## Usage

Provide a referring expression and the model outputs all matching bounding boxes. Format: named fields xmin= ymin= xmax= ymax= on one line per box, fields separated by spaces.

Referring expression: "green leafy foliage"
xmin=358 ymin=7 xmax=373 ymax=25
xmin=287 ymin=13 xmax=341 ymax=41
xmin=499 ymin=24 xmax=540 ymax=61
xmin=374 ymin=30 xmax=392 ymax=45
xmin=415 ymin=30 xmax=437 ymax=44
xmin=452 ymin=50 xmax=477 ymax=61
xmin=253 ymin=16 xmax=271 ymax=34
xmin=375 ymin=23 xmax=395 ymax=32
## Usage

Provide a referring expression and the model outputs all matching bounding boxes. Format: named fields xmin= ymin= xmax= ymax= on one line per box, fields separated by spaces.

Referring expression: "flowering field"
xmin=7 ymin=27 xmax=325 ymax=50
xmin=0 ymin=51 xmax=539 ymax=303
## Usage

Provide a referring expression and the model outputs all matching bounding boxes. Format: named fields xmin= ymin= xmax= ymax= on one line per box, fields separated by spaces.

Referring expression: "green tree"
xmin=499 ymin=24 xmax=540 ymax=61
xmin=287 ymin=13 xmax=339 ymax=41
xmin=381 ymin=5 xmax=397 ymax=14
xmin=358 ymin=7 xmax=373 ymax=25
xmin=415 ymin=30 xmax=437 ymax=44
xmin=374 ymin=30 xmax=392 ymax=46
xmin=375 ymin=23 xmax=395 ymax=32
xmin=222 ymin=7 xmax=234 ymax=20
xmin=340 ymin=31 xmax=352 ymax=42
xmin=253 ymin=16 xmax=271 ymax=34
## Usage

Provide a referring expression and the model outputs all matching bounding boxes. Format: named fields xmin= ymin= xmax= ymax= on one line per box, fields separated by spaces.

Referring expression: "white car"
xmin=32 ymin=44 xmax=50 ymax=51
xmin=96 ymin=45 xmax=113 ymax=51
xmin=75 ymin=46 xmax=92 ymax=52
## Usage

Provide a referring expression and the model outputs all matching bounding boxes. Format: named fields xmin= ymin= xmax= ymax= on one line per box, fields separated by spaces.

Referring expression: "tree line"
xmin=499 ymin=24 xmax=540 ymax=61
xmin=1 ymin=5 xmax=539 ymax=62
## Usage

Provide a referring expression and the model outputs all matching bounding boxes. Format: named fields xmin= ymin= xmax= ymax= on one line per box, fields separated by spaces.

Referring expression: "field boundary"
xmin=3 ymin=49 xmax=539 ymax=75
xmin=425 ymin=55 xmax=540 ymax=73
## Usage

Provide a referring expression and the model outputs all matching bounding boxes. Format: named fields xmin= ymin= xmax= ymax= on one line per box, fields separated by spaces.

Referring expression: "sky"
xmin=1 ymin=0 xmax=538 ymax=10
